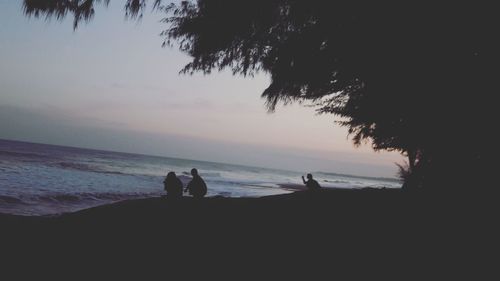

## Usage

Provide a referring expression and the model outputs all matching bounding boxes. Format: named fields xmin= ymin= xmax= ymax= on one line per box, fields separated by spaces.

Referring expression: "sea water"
xmin=0 ymin=139 xmax=401 ymax=215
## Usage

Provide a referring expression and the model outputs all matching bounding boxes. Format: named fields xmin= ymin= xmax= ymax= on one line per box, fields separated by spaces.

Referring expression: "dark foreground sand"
xmin=0 ymin=189 xmax=497 ymax=278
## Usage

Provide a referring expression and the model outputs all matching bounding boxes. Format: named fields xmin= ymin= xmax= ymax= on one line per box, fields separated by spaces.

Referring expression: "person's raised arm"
xmin=302 ymin=176 xmax=306 ymax=184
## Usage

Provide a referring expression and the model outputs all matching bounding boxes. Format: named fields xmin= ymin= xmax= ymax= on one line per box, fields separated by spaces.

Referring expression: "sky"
xmin=0 ymin=1 xmax=403 ymax=177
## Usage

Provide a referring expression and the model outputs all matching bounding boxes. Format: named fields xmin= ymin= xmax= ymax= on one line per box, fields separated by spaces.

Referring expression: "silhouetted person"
xmin=184 ymin=168 xmax=207 ymax=198
xmin=302 ymin=173 xmax=321 ymax=190
xmin=163 ymin=171 xmax=183 ymax=199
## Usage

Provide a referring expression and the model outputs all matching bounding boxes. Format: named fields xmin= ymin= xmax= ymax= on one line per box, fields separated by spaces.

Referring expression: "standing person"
xmin=163 ymin=171 xmax=183 ymax=199
xmin=302 ymin=173 xmax=321 ymax=190
xmin=184 ymin=168 xmax=207 ymax=198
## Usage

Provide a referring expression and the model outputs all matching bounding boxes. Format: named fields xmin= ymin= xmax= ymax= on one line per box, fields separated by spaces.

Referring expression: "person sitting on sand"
xmin=302 ymin=173 xmax=321 ymax=190
xmin=164 ymin=171 xmax=183 ymax=199
xmin=184 ymin=168 xmax=207 ymax=198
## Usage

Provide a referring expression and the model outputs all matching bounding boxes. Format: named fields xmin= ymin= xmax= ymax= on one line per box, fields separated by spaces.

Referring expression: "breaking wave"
xmin=0 ymin=191 xmax=158 ymax=205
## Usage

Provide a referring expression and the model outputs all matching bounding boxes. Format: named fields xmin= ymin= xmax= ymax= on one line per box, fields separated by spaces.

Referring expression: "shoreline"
xmin=0 ymin=181 xmax=397 ymax=217
xmin=0 ymin=187 xmax=395 ymax=219
xmin=1 ymin=188 xmax=494 ymax=278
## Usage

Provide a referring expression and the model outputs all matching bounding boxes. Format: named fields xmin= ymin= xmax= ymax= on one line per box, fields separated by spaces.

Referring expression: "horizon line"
xmin=0 ymin=137 xmax=399 ymax=181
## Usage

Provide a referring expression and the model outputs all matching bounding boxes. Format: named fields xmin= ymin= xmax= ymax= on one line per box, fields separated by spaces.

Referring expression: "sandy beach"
xmin=1 ymin=188 xmax=495 ymax=278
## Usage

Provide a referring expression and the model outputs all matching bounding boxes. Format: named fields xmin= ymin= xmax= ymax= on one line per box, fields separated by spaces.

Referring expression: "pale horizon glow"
xmin=0 ymin=1 xmax=403 ymax=178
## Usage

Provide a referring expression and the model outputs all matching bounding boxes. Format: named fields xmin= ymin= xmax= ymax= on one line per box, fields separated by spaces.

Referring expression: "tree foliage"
xmin=164 ymin=1 xmax=496 ymax=191
xmin=22 ymin=0 xmax=496 ymax=191
xmin=22 ymin=0 xmax=165 ymax=28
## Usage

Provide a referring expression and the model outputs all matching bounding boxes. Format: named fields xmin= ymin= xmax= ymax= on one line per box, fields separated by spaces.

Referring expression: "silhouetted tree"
xmin=23 ymin=1 xmax=495 ymax=192
xmin=22 ymin=0 xmax=164 ymax=29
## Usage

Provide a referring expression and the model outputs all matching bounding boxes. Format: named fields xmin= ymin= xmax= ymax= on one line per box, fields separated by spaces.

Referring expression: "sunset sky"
xmin=0 ymin=1 xmax=403 ymax=177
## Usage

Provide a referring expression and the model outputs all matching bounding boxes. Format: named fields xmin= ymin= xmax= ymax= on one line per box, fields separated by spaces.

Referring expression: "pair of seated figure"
xmin=163 ymin=168 xmax=207 ymax=198
xmin=165 ymin=170 xmax=320 ymax=199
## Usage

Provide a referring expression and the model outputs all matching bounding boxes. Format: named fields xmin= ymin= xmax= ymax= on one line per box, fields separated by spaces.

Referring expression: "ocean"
xmin=0 ymin=139 xmax=401 ymax=215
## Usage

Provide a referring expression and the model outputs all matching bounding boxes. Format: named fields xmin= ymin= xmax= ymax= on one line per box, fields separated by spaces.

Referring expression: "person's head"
xmin=307 ymin=173 xmax=313 ymax=180
xmin=191 ymin=168 xmax=198 ymax=176
xmin=166 ymin=171 xmax=177 ymax=181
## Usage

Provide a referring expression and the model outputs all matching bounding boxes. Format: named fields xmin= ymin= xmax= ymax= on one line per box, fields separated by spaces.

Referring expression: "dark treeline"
xmin=23 ymin=1 xmax=496 ymax=192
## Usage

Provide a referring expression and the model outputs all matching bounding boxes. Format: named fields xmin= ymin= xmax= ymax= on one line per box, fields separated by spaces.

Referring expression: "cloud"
xmin=0 ymin=105 xmax=400 ymax=177
xmin=160 ymin=98 xmax=216 ymax=110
